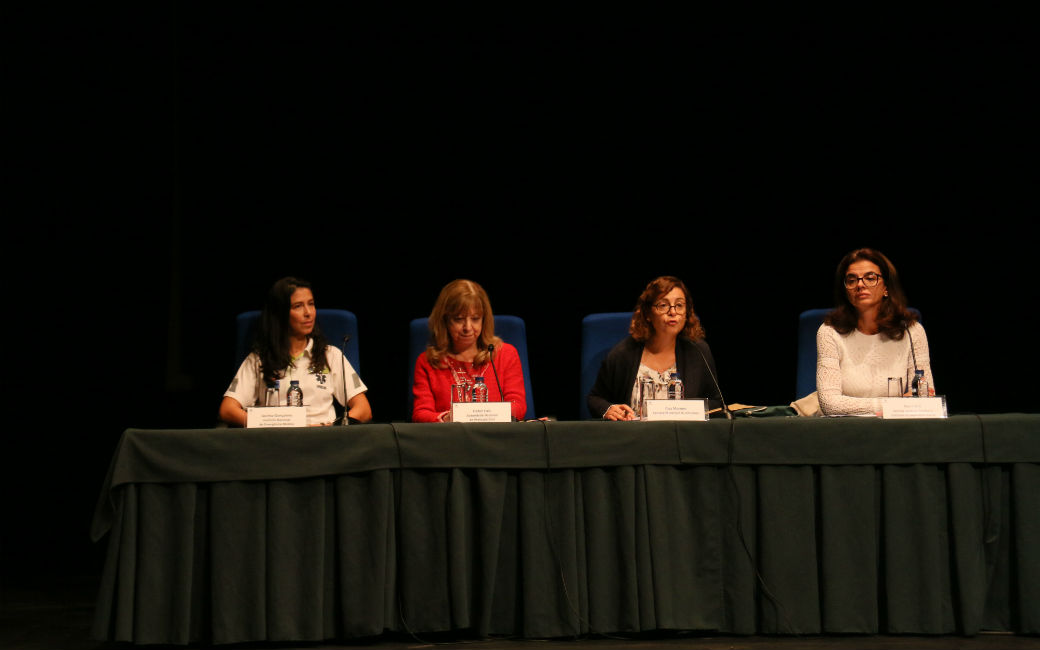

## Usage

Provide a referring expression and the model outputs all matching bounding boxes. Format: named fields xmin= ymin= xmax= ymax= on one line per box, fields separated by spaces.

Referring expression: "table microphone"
xmin=486 ymin=343 xmax=506 ymax=402
xmin=339 ymin=334 xmax=351 ymax=425
xmin=904 ymin=321 xmax=924 ymax=396
xmin=903 ymin=321 xmax=919 ymax=372
xmin=695 ymin=344 xmax=732 ymax=419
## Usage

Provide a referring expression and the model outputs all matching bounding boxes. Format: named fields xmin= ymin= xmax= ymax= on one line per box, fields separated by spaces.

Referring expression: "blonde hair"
xmin=426 ymin=279 xmax=502 ymax=368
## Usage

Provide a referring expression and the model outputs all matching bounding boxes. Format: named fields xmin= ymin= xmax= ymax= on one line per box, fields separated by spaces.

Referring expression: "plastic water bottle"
xmin=472 ymin=376 xmax=489 ymax=403
xmin=264 ymin=383 xmax=279 ymax=407
xmin=668 ymin=373 xmax=684 ymax=400
xmin=287 ymin=380 xmax=304 ymax=406
xmin=911 ymin=369 xmax=926 ymax=397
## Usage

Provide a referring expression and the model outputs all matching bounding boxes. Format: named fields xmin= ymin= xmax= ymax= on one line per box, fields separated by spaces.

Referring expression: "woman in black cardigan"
xmin=587 ymin=276 xmax=722 ymax=420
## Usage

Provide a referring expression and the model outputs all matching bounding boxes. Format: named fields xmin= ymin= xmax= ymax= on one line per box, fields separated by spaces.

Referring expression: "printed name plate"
xmin=881 ymin=396 xmax=948 ymax=419
xmin=645 ymin=399 xmax=709 ymax=421
xmin=452 ymin=401 xmax=512 ymax=423
xmin=246 ymin=406 xmax=307 ymax=428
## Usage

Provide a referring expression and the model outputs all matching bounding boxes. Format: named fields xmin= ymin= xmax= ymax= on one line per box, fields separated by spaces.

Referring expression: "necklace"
xmin=445 ymin=356 xmax=488 ymax=386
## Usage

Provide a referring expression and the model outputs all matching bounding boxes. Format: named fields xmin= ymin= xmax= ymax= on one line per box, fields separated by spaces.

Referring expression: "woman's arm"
xmin=346 ymin=392 xmax=372 ymax=423
xmin=218 ymin=395 xmax=248 ymax=427
xmin=908 ymin=322 xmax=935 ymax=395
xmin=412 ymin=355 xmax=448 ymax=422
xmin=220 ymin=354 xmax=261 ymax=427
xmin=495 ymin=344 xmax=528 ymax=420
xmin=587 ymin=341 xmax=636 ymax=420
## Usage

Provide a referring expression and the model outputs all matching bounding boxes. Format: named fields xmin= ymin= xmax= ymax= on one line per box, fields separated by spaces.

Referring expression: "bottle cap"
xmin=474 ymin=376 xmax=484 ymax=382
xmin=291 ymin=380 xmax=300 ymax=385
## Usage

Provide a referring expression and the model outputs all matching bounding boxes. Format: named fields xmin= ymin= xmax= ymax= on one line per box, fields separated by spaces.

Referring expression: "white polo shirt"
xmin=224 ymin=339 xmax=367 ymax=425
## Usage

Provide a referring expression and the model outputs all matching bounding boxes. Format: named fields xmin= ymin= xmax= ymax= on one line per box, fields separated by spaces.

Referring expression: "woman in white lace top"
xmin=816 ymin=248 xmax=934 ymax=416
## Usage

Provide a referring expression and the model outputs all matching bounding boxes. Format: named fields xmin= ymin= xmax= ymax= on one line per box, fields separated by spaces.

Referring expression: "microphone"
xmin=904 ymin=321 xmax=922 ymax=396
xmin=904 ymin=321 xmax=920 ymax=372
xmin=339 ymin=334 xmax=351 ymax=425
xmin=486 ymin=343 xmax=507 ymax=406
xmin=694 ymin=343 xmax=732 ymax=419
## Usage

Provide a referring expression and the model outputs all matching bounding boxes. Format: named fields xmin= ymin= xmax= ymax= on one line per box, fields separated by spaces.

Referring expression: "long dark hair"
xmin=825 ymin=248 xmax=917 ymax=340
xmin=254 ymin=276 xmax=329 ymax=384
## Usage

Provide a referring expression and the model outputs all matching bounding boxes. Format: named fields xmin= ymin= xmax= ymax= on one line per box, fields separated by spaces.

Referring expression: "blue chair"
xmin=579 ymin=312 xmax=632 ymax=419
xmin=234 ymin=309 xmax=361 ymax=373
xmin=796 ymin=307 xmax=921 ymax=399
xmin=407 ymin=314 xmax=535 ymax=419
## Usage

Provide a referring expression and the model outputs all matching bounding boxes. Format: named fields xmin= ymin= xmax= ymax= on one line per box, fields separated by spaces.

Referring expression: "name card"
xmin=246 ymin=406 xmax=307 ymax=428
xmin=452 ymin=401 xmax=512 ymax=423
xmin=644 ymin=399 xmax=709 ymax=421
xmin=881 ymin=396 xmax=948 ymax=419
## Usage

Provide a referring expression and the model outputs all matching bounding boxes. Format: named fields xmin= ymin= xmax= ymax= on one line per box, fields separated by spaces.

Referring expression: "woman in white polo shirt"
xmin=219 ymin=277 xmax=372 ymax=426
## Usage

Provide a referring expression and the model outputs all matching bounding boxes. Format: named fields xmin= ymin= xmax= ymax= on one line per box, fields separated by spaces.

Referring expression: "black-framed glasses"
xmin=652 ymin=301 xmax=687 ymax=314
xmin=844 ymin=272 xmax=883 ymax=289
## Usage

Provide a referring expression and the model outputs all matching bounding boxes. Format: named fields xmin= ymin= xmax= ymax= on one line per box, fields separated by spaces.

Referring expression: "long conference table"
xmin=90 ymin=414 xmax=1040 ymax=645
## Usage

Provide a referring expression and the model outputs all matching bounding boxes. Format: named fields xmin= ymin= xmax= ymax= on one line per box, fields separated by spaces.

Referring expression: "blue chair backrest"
xmin=579 ymin=312 xmax=632 ymax=419
xmin=796 ymin=307 xmax=921 ymax=399
xmin=407 ymin=314 xmax=535 ymax=419
xmin=235 ymin=309 xmax=361 ymax=373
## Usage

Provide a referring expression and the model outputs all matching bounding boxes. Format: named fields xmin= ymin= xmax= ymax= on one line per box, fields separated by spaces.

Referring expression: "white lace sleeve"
xmin=816 ymin=324 xmax=881 ymax=416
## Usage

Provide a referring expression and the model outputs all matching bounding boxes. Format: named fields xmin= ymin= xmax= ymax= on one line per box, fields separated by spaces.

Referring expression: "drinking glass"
xmin=887 ymin=377 xmax=904 ymax=398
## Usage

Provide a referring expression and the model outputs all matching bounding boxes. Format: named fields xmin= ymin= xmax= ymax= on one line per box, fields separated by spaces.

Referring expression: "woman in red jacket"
xmin=411 ymin=279 xmax=526 ymax=422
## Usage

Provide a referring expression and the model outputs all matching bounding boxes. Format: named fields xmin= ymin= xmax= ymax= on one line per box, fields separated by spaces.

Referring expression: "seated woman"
xmin=219 ymin=277 xmax=372 ymax=426
xmin=816 ymin=248 xmax=934 ymax=416
xmin=412 ymin=279 xmax=526 ymax=422
xmin=587 ymin=276 xmax=722 ymax=420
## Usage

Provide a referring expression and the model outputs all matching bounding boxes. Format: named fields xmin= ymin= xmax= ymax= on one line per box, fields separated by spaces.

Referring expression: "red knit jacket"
xmin=411 ymin=343 xmax=526 ymax=422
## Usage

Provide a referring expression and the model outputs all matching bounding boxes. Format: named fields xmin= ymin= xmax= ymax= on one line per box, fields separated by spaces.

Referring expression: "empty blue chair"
xmin=407 ymin=314 xmax=535 ymax=419
xmin=234 ymin=309 xmax=361 ymax=374
xmin=579 ymin=312 xmax=632 ymax=419
xmin=796 ymin=307 xmax=921 ymax=399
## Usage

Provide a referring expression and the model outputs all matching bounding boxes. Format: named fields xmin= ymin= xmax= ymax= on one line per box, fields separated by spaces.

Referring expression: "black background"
xmin=5 ymin=11 xmax=1036 ymax=583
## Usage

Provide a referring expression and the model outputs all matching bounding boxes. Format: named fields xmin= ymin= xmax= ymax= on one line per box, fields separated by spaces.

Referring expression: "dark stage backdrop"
xmin=6 ymin=9 xmax=1035 ymax=583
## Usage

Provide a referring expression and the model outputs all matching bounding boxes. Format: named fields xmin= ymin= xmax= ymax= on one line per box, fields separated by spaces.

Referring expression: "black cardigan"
xmin=586 ymin=336 xmax=723 ymax=418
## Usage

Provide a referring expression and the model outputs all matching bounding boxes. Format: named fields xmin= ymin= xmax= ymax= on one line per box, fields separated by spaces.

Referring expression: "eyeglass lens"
xmin=844 ymin=273 xmax=881 ymax=288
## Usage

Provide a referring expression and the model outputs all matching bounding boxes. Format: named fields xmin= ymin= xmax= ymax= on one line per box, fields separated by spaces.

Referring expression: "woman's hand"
xmin=603 ymin=404 xmax=636 ymax=421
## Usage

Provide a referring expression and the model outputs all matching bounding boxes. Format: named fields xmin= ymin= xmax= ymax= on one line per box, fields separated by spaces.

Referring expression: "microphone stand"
xmin=339 ymin=334 xmax=351 ymax=425
xmin=695 ymin=344 xmax=732 ymax=419
xmin=486 ymin=343 xmax=511 ymax=420
xmin=904 ymin=322 xmax=921 ymax=396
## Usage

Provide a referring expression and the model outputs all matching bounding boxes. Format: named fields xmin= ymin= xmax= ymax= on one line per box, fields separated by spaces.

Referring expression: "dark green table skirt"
xmin=90 ymin=415 xmax=1040 ymax=644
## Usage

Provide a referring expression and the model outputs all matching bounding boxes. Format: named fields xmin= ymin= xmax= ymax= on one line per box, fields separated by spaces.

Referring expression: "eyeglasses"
xmin=844 ymin=272 xmax=883 ymax=289
xmin=652 ymin=301 xmax=687 ymax=314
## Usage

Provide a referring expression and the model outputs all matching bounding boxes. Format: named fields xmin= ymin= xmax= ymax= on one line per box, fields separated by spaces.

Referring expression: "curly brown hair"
xmin=629 ymin=276 xmax=706 ymax=342
xmin=825 ymin=248 xmax=918 ymax=340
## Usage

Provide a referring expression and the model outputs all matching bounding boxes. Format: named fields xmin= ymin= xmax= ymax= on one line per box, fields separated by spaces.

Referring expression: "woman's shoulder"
xmin=678 ymin=336 xmax=710 ymax=350
xmin=495 ymin=341 xmax=520 ymax=355
xmin=905 ymin=320 xmax=928 ymax=339
xmin=817 ymin=322 xmax=840 ymax=337
xmin=415 ymin=348 xmax=436 ymax=369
